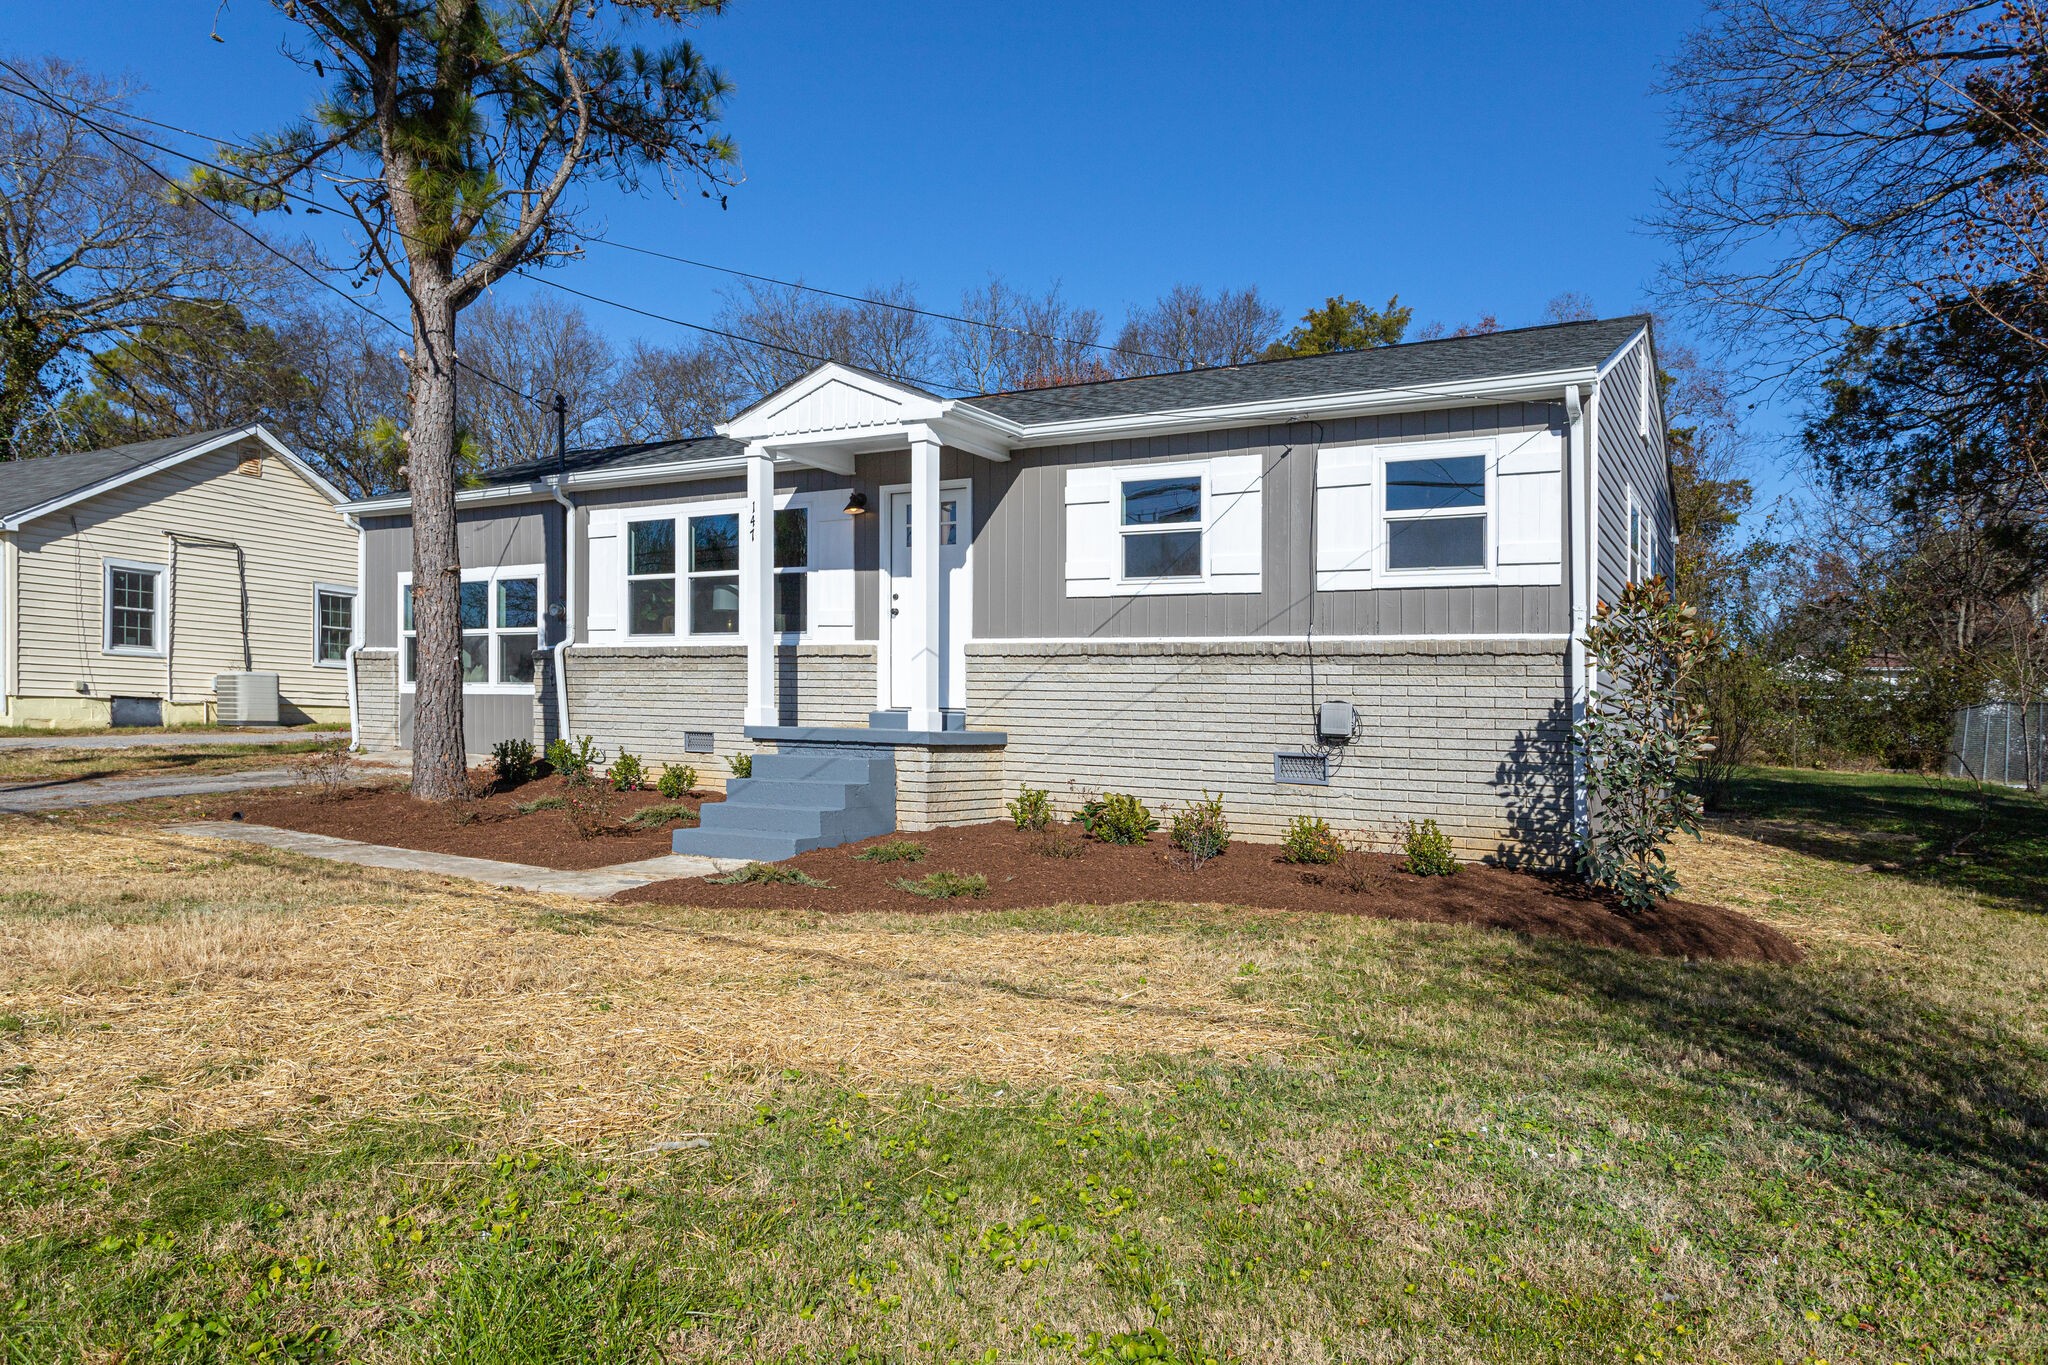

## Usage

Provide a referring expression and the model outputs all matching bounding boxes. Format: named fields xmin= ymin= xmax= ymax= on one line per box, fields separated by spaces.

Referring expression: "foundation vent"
xmin=683 ymin=730 xmax=714 ymax=753
xmin=1273 ymin=752 xmax=1329 ymax=786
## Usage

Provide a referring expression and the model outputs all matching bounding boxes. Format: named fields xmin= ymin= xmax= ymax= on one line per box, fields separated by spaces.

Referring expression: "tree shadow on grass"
xmin=1713 ymin=767 xmax=2048 ymax=914
xmin=1500 ymin=936 xmax=2048 ymax=1202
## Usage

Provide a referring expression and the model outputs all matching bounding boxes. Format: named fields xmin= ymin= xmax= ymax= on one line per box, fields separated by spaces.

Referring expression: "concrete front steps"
xmin=669 ymin=750 xmax=896 ymax=862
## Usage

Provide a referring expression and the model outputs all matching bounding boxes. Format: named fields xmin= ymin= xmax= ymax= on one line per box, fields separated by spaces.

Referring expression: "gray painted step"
xmin=672 ymin=751 xmax=896 ymax=862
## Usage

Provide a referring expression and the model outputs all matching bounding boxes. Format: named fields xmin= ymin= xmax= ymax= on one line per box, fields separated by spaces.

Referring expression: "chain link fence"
xmin=1949 ymin=703 xmax=2047 ymax=789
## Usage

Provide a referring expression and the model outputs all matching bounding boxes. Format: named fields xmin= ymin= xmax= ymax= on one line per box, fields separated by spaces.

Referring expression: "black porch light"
xmin=842 ymin=491 xmax=870 ymax=515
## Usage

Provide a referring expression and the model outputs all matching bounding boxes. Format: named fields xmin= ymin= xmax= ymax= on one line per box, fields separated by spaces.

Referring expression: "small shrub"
xmin=728 ymin=751 xmax=753 ymax=780
xmin=561 ymin=781 xmax=618 ymax=839
xmin=1334 ymin=844 xmax=1384 ymax=895
xmin=656 ymin=765 xmax=697 ymax=800
xmin=893 ymin=870 xmax=989 ymax=900
xmin=1401 ymin=818 xmax=1460 ymax=877
xmin=623 ymin=802 xmax=699 ymax=830
xmin=515 ymin=794 xmax=567 ymax=814
xmin=709 ymin=861 xmax=829 ymax=887
xmin=491 ymin=739 xmax=538 ymax=786
xmin=290 ymin=740 xmax=355 ymax=798
xmin=1031 ymin=827 xmax=1086 ymax=859
xmin=855 ymin=839 xmax=928 ymax=864
xmin=1007 ymin=785 xmax=1054 ymax=832
xmin=608 ymin=750 xmax=648 ymax=792
xmin=546 ymin=735 xmax=604 ymax=785
xmin=1280 ymin=814 xmax=1344 ymax=865
xmin=1167 ymin=791 xmax=1231 ymax=869
xmin=1075 ymin=792 xmax=1157 ymax=845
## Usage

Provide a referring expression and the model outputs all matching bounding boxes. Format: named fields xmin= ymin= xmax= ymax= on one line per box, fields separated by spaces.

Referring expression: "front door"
xmin=884 ymin=484 xmax=970 ymax=712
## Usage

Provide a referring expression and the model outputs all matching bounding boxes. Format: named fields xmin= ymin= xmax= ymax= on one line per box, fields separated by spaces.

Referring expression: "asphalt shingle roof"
xmin=0 ymin=428 xmax=250 ymax=521
xmin=960 ymin=315 xmax=1650 ymax=425
xmin=472 ymin=316 xmax=1649 ymax=490
xmin=478 ymin=434 xmax=745 ymax=488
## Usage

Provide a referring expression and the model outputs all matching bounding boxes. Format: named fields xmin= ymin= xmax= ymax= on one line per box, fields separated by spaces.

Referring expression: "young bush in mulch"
xmin=198 ymin=770 xmax=718 ymax=871
xmin=615 ymin=822 xmax=1802 ymax=965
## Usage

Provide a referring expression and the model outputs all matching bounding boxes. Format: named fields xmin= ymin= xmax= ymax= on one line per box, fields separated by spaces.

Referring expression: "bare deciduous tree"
xmin=0 ymin=59 xmax=262 ymax=459
xmin=945 ymin=277 xmax=1106 ymax=392
xmin=458 ymin=295 xmax=619 ymax=467
xmin=1111 ymin=284 xmax=1282 ymax=374
xmin=1656 ymin=0 xmax=2045 ymax=371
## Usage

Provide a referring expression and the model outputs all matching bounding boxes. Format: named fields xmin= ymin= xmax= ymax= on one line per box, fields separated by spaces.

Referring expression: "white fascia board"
xmin=0 ymin=425 xmax=271 ymax=531
xmin=342 ymin=480 xmax=557 ymax=516
xmin=987 ymin=368 xmax=1601 ymax=449
xmin=243 ymin=425 xmax=351 ymax=506
xmin=1593 ymin=325 xmax=1651 ymax=381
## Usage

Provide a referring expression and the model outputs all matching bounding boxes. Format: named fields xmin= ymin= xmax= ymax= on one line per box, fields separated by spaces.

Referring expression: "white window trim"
xmin=1375 ymin=440 xmax=1498 ymax=589
xmin=312 ymin=583 xmax=357 ymax=669
xmin=1112 ymin=461 xmax=1215 ymax=596
xmin=620 ymin=492 xmax=814 ymax=646
xmin=397 ymin=563 xmax=546 ymax=695
xmin=102 ymin=557 xmax=166 ymax=657
xmin=1625 ymin=482 xmax=1646 ymax=585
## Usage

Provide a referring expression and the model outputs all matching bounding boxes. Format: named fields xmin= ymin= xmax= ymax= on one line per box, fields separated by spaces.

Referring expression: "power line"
xmin=0 ymin=77 xmax=1171 ymax=370
xmin=0 ymin=68 xmax=976 ymax=396
xmin=0 ymin=61 xmax=550 ymax=411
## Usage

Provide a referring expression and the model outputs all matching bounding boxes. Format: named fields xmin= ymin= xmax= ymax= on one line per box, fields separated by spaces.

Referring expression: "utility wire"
xmin=0 ymin=77 xmax=1172 ymax=370
xmin=0 ymin=61 xmax=549 ymax=411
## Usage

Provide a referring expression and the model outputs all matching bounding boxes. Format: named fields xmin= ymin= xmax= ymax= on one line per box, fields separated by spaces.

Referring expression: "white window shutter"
xmin=805 ymin=494 xmax=856 ymax=637
xmin=1496 ymin=428 xmax=1563 ymax=586
xmin=1063 ymin=466 xmax=1117 ymax=597
xmin=1205 ymin=453 xmax=1263 ymax=593
xmin=585 ymin=512 xmax=623 ymax=641
xmin=1314 ymin=446 xmax=1377 ymax=590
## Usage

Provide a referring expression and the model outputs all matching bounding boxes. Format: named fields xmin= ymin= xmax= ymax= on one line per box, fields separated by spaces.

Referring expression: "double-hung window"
xmin=401 ymin=566 xmax=542 ymax=689
xmin=626 ymin=506 xmax=808 ymax=638
xmin=314 ymin=586 xmax=356 ymax=666
xmin=103 ymin=559 xmax=165 ymax=655
xmin=1119 ymin=473 xmax=1204 ymax=581
xmin=1383 ymin=453 xmax=1487 ymax=573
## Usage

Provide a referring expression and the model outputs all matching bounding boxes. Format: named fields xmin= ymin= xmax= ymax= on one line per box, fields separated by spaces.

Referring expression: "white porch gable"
xmin=718 ymin=362 xmax=1016 ymax=733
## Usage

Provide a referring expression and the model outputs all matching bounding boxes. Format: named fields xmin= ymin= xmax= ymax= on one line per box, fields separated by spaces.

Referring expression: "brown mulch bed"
xmin=615 ymin=823 xmax=1803 ymax=965
xmin=197 ymin=771 xmax=717 ymax=871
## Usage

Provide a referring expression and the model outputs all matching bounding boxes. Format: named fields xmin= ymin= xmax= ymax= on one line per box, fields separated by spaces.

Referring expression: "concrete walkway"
xmin=0 ymin=729 xmax=332 ymax=752
xmin=166 ymin=820 xmax=742 ymax=899
xmin=0 ymin=767 xmax=308 ymax=814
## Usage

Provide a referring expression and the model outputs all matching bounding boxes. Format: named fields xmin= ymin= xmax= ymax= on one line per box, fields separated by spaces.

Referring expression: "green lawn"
xmin=0 ymin=774 xmax=2043 ymax=1363
xmin=1716 ymin=765 xmax=2048 ymax=913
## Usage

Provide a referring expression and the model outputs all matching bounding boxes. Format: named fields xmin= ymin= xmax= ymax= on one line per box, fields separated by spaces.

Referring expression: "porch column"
xmin=907 ymin=425 xmax=944 ymax=732
xmin=741 ymin=442 xmax=778 ymax=728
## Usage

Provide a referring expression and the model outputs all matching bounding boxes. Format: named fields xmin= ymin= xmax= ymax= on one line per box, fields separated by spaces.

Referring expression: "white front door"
xmin=884 ymin=484 xmax=970 ymax=712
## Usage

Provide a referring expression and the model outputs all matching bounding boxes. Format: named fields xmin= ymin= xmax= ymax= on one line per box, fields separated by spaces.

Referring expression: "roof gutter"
xmin=547 ymin=477 xmax=575 ymax=744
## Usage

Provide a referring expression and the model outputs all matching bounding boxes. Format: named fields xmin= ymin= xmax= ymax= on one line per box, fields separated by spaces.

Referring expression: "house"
xmin=344 ymin=315 xmax=1676 ymax=862
xmin=0 ymin=426 xmax=359 ymax=729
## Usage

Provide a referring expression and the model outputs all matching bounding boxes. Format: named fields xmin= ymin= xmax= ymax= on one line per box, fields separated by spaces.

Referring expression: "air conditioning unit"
xmin=214 ymin=672 xmax=280 ymax=726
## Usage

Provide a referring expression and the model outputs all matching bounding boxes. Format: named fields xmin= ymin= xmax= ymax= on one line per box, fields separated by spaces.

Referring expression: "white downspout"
xmin=1565 ymin=383 xmax=1590 ymax=842
xmin=344 ymin=513 xmax=364 ymax=749
xmin=548 ymin=477 xmax=576 ymax=743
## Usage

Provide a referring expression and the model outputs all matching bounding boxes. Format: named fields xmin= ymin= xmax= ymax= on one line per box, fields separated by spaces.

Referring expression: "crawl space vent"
xmin=683 ymin=731 xmax=715 ymax=754
xmin=1273 ymin=752 xmax=1329 ymax=786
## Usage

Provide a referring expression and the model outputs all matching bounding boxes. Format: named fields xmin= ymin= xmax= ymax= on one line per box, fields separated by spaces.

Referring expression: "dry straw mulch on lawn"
xmin=0 ymin=822 xmax=1308 ymax=1145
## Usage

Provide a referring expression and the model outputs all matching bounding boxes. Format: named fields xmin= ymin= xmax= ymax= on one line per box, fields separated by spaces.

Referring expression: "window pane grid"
xmin=401 ymin=572 xmax=540 ymax=687
xmin=625 ymin=505 xmax=813 ymax=639
xmin=1119 ymin=476 xmax=1204 ymax=581
xmin=316 ymin=590 xmax=354 ymax=664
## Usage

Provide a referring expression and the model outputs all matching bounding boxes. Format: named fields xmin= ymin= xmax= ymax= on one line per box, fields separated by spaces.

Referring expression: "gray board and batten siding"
xmin=361 ymin=502 xmax=564 ymax=752
xmin=1592 ymin=334 xmax=1673 ymax=607
xmin=359 ymin=400 xmax=1577 ymax=657
xmin=971 ymin=403 xmax=1572 ymax=640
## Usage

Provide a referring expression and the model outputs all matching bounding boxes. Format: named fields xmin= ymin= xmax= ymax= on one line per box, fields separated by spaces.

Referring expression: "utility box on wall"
xmin=214 ymin=672 xmax=280 ymax=726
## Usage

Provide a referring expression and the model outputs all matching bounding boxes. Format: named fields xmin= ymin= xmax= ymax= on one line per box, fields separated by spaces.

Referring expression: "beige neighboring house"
xmin=0 ymin=425 xmax=358 ymax=729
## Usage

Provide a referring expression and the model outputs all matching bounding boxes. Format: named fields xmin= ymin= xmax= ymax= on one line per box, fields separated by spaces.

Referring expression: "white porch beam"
xmin=907 ymin=426 xmax=944 ymax=732
xmin=779 ymin=448 xmax=857 ymax=477
xmin=741 ymin=443 xmax=778 ymax=729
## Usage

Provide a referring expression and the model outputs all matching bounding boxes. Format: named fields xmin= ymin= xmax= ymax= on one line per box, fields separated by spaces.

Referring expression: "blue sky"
xmin=11 ymin=1 xmax=1804 ymax=496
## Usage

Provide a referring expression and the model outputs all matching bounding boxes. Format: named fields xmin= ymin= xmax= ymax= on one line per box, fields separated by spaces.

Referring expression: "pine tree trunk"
xmin=406 ymin=282 xmax=468 ymax=801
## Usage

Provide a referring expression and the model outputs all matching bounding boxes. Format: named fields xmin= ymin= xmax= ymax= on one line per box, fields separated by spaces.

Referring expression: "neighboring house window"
xmin=103 ymin=559 xmax=165 ymax=655
xmin=1383 ymin=454 xmax=1487 ymax=572
xmin=1120 ymin=474 xmax=1204 ymax=580
xmin=314 ymin=586 xmax=356 ymax=666
xmin=400 ymin=565 xmax=542 ymax=690
xmin=627 ymin=507 xmax=807 ymax=638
